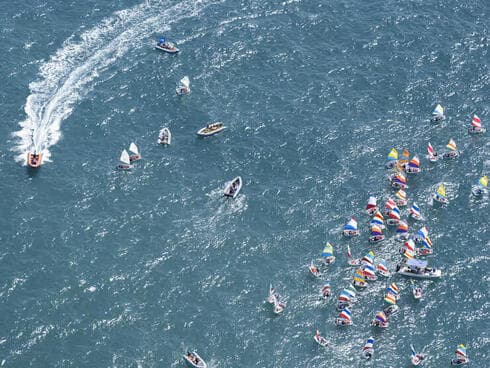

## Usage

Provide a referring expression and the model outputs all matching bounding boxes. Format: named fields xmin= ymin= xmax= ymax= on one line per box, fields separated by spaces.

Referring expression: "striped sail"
xmin=371 ymin=225 xmax=383 ymax=236
xmin=385 ymin=198 xmax=397 ymax=210
xmin=446 ymin=138 xmax=457 ymax=151
xmin=363 ymin=338 xmax=375 ymax=351
xmin=400 ymin=148 xmax=410 ymax=163
xmin=408 ymin=155 xmax=420 ymax=169
xmin=389 ymin=209 xmax=401 ymax=220
xmin=471 ymin=115 xmax=481 ymax=128
xmin=362 ymin=264 xmax=376 ymax=277
xmin=344 ymin=217 xmax=358 ymax=231
xmin=322 ymin=242 xmax=334 ymax=258
xmin=410 ymin=203 xmax=421 ymax=217
xmin=384 ymin=293 xmax=397 ymax=305
xmin=375 ymin=311 xmax=387 ymax=323
xmin=370 ymin=211 xmax=385 ymax=226
xmin=427 ymin=142 xmax=436 ymax=156
xmin=396 ymin=220 xmax=408 ymax=234
xmin=421 ymin=236 xmax=432 ymax=248
xmin=339 ymin=308 xmax=352 ymax=321
xmin=436 ymin=184 xmax=446 ymax=198
xmin=362 ymin=251 xmax=375 ymax=265
xmin=366 ymin=196 xmax=377 ymax=211
xmin=387 ymin=283 xmax=399 ymax=295
xmin=395 ymin=189 xmax=407 ymax=201
xmin=387 ymin=148 xmax=398 ymax=162
xmin=455 ymin=344 xmax=467 ymax=358
xmin=376 ymin=261 xmax=389 ymax=274
xmin=417 ymin=226 xmax=429 ymax=239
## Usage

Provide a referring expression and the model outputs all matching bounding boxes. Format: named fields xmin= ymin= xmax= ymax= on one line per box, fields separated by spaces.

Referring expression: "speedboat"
xmin=396 ymin=259 xmax=442 ymax=279
xmin=155 ymin=37 xmax=179 ymax=53
xmin=224 ymin=176 xmax=242 ymax=198
xmin=117 ymin=149 xmax=133 ymax=170
xmin=157 ymin=128 xmax=171 ymax=145
xmin=183 ymin=351 xmax=207 ymax=368
xmin=197 ymin=122 xmax=226 ymax=137
xmin=176 ymin=76 xmax=190 ymax=95
xmin=128 ymin=142 xmax=141 ymax=162
xmin=411 ymin=345 xmax=427 ymax=366
xmin=27 ymin=152 xmax=43 ymax=168
xmin=309 ymin=261 xmax=322 ymax=278
xmin=313 ymin=330 xmax=328 ymax=347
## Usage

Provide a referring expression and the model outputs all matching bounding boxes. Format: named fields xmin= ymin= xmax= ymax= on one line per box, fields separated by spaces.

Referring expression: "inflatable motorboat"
xmin=155 ymin=37 xmax=179 ymax=53
xmin=183 ymin=351 xmax=207 ymax=368
xmin=157 ymin=128 xmax=171 ymax=145
xmin=27 ymin=152 xmax=43 ymax=168
xmin=224 ymin=176 xmax=242 ymax=198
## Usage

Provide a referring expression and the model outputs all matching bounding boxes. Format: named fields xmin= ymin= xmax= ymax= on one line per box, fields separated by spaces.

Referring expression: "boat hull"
xmin=158 ymin=128 xmax=171 ymax=145
xmin=468 ymin=127 xmax=485 ymax=134
xmin=443 ymin=151 xmax=460 ymax=159
xmin=197 ymin=124 xmax=226 ymax=137
xmin=343 ymin=230 xmax=359 ymax=237
xmin=116 ymin=164 xmax=132 ymax=170
xmin=183 ymin=352 xmax=207 ymax=368
xmin=155 ymin=44 xmax=179 ymax=53
xmin=27 ymin=152 xmax=43 ymax=168
xmin=369 ymin=235 xmax=385 ymax=243
xmin=224 ymin=176 xmax=242 ymax=198
xmin=397 ymin=267 xmax=442 ymax=279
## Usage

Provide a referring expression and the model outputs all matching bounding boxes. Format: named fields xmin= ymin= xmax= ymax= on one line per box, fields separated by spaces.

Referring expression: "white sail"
xmin=180 ymin=76 xmax=190 ymax=88
xmin=129 ymin=142 xmax=139 ymax=155
xmin=120 ymin=149 xmax=130 ymax=164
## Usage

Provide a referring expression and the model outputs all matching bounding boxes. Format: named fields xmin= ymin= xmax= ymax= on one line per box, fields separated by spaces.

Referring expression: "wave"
xmin=12 ymin=0 xmax=216 ymax=164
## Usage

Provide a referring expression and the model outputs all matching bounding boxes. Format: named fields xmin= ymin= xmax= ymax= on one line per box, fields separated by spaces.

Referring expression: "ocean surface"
xmin=1 ymin=0 xmax=488 ymax=366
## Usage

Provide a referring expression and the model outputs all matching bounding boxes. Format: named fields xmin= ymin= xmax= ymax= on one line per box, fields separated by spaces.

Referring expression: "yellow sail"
xmin=446 ymin=138 xmax=457 ymax=151
xmin=437 ymin=184 xmax=446 ymax=197
xmin=479 ymin=175 xmax=488 ymax=187
xmin=388 ymin=148 xmax=398 ymax=160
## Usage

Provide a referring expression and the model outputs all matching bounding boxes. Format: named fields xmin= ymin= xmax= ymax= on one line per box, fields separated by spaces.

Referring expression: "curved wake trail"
xmin=12 ymin=0 xmax=216 ymax=165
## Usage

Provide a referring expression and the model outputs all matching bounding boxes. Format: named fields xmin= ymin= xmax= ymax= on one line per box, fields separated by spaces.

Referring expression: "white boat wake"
xmin=12 ymin=0 xmax=215 ymax=165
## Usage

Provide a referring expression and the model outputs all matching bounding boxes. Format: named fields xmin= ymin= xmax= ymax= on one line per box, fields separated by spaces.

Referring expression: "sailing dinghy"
xmin=117 ymin=149 xmax=132 ymax=170
xmin=224 ymin=176 xmax=242 ymax=198
xmin=176 ymin=76 xmax=190 ymax=95
xmin=321 ymin=242 xmax=335 ymax=264
xmin=409 ymin=203 xmax=423 ymax=221
xmin=376 ymin=261 xmax=390 ymax=277
xmin=347 ymin=245 xmax=360 ymax=266
xmin=157 ymin=128 xmax=171 ymax=145
xmin=395 ymin=189 xmax=408 ymax=206
xmin=313 ymin=330 xmax=328 ymax=347
xmin=395 ymin=220 xmax=409 ymax=241
xmin=365 ymin=196 xmax=378 ymax=215
xmin=309 ymin=261 xmax=322 ymax=278
xmin=427 ymin=142 xmax=438 ymax=162
xmin=362 ymin=337 xmax=375 ymax=360
xmin=343 ymin=217 xmax=359 ymax=236
xmin=371 ymin=311 xmax=389 ymax=328
xmin=468 ymin=114 xmax=485 ymax=134
xmin=386 ymin=148 xmax=399 ymax=168
xmin=335 ymin=308 xmax=353 ymax=326
xmin=369 ymin=225 xmax=385 ymax=243
xmin=451 ymin=344 xmax=468 ymax=365
xmin=410 ymin=344 xmax=427 ymax=366
xmin=320 ymin=281 xmax=331 ymax=299
xmin=433 ymin=184 xmax=448 ymax=204
xmin=405 ymin=155 xmax=421 ymax=174
xmin=443 ymin=138 xmax=460 ymax=158
xmin=129 ymin=142 xmax=141 ymax=162
xmin=431 ymin=104 xmax=445 ymax=122
xmin=471 ymin=175 xmax=488 ymax=196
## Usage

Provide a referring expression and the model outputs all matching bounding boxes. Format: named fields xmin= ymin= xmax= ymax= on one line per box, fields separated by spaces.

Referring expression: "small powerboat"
xmin=117 ymin=149 xmax=133 ymax=170
xmin=157 ymin=128 xmax=171 ymax=145
xmin=396 ymin=259 xmax=442 ymax=279
xmin=27 ymin=152 xmax=43 ymax=168
xmin=224 ymin=176 xmax=242 ymax=198
xmin=314 ymin=330 xmax=328 ymax=347
xmin=155 ymin=37 xmax=179 ymax=53
xmin=412 ymin=286 xmax=422 ymax=300
xmin=383 ymin=304 xmax=399 ymax=317
xmin=183 ymin=351 xmax=207 ymax=368
xmin=176 ymin=76 xmax=190 ymax=95
xmin=197 ymin=122 xmax=226 ymax=137
xmin=128 ymin=142 xmax=141 ymax=162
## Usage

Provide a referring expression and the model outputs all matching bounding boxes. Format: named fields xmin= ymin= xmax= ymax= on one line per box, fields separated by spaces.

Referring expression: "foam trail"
xmin=12 ymin=0 xmax=215 ymax=165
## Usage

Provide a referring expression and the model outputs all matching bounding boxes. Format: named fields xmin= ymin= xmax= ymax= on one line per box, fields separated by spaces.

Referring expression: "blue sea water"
xmin=1 ymin=0 xmax=489 ymax=366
